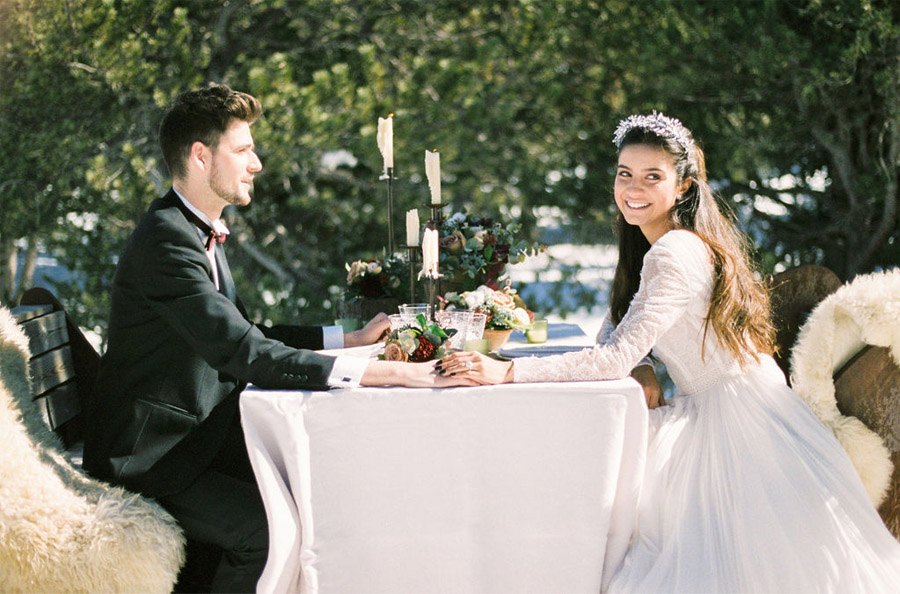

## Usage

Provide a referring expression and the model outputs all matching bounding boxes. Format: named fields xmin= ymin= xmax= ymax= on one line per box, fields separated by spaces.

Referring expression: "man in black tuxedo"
xmin=83 ymin=83 xmax=443 ymax=592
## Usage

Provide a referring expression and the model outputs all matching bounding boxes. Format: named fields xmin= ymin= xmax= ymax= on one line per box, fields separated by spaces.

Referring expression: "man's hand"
xmin=631 ymin=364 xmax=664 ymax=409
xmin=344 ymin=313 xmax=391 ymax=347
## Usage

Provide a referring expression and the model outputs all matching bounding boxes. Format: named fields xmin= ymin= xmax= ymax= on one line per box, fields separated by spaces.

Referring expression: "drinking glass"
xmin=434 ymin=310 xmax=474 ymax=350
xmin=388 ymin=314 xmax=406 ymax=332
xmin=467 ymin=312 xmax=487 ymax=341
xmin=398 ymin=303 xmax=432 ymax=325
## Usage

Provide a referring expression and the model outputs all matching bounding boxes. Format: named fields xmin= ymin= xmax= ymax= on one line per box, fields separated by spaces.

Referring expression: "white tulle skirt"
xmin=607 ymin=358 xmax=900 ymax=593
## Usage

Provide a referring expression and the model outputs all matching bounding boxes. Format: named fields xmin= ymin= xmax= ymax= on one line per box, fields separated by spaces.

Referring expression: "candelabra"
xmin=381 ymin=167 xmax=396 ymax=255
xmin=405 ymin=244 xmax=418 ymax=304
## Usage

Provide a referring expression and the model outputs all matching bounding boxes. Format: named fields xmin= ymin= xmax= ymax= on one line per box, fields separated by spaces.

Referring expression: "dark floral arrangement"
xmin=439 ymin=212 xmax=542 ymax=290
xmin=380 ymin=314 xmax=457 ymax=362
xmin=345 ymin=254 xmax=406 ymax=299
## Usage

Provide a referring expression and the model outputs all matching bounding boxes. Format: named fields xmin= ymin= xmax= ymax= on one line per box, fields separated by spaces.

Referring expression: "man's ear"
xmin=187 ymin=141 xmax=210 ymax=173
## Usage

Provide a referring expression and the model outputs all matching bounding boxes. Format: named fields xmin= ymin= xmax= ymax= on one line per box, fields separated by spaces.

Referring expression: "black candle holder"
xmin=429 ymin=203 xmax=445 ymax=228
xmin=382 ymin=167 xmax=395 ymax=255
xmin=405 ymin=244 xmax=418 ymax=304
xmin=426 ymin=276 xmax=437 ymax=322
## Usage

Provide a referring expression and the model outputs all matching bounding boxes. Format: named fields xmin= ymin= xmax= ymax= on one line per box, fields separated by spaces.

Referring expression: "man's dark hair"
xmin=159 ymin=82 xmax=262 ymax=179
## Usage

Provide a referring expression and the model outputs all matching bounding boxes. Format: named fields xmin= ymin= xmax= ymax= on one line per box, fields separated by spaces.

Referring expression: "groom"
xmin=83 ymin=83 xmax=432 ymax=592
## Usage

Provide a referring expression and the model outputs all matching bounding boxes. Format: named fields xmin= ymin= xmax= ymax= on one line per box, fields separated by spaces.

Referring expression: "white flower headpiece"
xmin=612 ymin=111 xmax=693 ymax=153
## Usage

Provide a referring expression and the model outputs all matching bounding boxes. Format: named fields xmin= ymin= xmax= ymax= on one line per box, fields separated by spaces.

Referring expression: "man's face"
xmin=208 ymin=119 xmax=263 ymax=207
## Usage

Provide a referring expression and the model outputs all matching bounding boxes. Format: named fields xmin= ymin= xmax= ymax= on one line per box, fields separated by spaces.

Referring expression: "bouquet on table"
xmin=345 ymin=255 xmax=405 ymax=299
xmin=439 ymin=212 xmax=540 ymax=291
xmin=443 ymin=284 xmax=533 ymax=331
xmin=381 ymin=314 xmax=458 ymax=362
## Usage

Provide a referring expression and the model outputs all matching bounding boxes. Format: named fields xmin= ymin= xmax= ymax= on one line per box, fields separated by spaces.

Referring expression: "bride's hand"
xmin=437 ymin=351 xmax=514 ymax=385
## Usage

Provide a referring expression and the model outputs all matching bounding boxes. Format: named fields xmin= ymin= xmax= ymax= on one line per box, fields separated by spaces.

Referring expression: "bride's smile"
xmin=614 ymin=144 xmax=682 ymax=244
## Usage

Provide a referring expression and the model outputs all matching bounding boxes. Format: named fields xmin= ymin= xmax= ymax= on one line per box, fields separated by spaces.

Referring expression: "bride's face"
xmin=614 ymin=144 xmax=682 ymax=244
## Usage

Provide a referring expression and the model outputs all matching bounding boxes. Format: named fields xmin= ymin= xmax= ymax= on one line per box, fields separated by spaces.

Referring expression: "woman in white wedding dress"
xmin=438 ymin=112 xmax=900 ymax=592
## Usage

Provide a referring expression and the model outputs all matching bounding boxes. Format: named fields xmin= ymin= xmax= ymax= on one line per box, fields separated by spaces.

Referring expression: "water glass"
xmin=398 ymin=303 xmax=432 ymax=325
xmin=467 ymin=312 xmax=487 ymax=341
xmin=435 ymin=310 xmax=474 ymax=350
xmin=388 ymin=314 xmax=406 ymax=332
xmin=525 ymin=319 xmax=549 ymax=344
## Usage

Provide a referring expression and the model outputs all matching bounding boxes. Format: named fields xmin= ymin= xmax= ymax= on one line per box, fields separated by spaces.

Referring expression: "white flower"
xmin=477 ymin=285 xmax=494 ymax=300
xmin=464 ymin=291 xmax=485 ymax=309
xmin=513 ymin=307 xmax=531 ymax=327
xmin=367 ymin=262 xmax=382 ymax=275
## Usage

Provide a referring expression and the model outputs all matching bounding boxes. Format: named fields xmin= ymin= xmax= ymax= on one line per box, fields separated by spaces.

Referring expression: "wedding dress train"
xmin=514 ymin=230 xmax=900 ymax=592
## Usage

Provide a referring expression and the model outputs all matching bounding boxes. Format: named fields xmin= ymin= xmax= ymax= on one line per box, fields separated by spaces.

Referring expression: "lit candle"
xmin=425 ymin=149 xmax=441 ymax=205
xmin=377 ymin=114 xmax=394 ymax=172
xmin=418 ymin=227 xmax=440 ymax=279
xmin=406 ymin=209 xmax=420 ymax=247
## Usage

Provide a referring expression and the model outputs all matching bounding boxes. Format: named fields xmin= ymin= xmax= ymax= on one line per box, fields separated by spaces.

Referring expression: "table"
xmin=240 ymin=331 xmax=648 ymax=594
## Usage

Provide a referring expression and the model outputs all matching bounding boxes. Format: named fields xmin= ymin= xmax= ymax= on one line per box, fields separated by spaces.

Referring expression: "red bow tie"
xmin=205 ymin=229 xmax=227 ymax=251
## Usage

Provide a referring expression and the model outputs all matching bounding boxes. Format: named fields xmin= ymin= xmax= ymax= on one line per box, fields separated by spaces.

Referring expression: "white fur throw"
xmin=790 ymin=268 xmax=900 ymax=507
xmin=0 ymin=305 xmax=185 ymax=593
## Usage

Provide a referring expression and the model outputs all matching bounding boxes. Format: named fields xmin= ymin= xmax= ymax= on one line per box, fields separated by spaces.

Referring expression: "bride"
xmin=437 ymin=112 xmax=900 ymax=592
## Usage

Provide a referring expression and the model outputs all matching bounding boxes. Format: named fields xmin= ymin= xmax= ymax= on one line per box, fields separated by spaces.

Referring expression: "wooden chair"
xmin=1 ymin=290 xmax=184 ymax=592
xmin=12 ymin=287 xmax=99 ymax=450
xmin=769 ymin=264 xmax=843 ymax=380
xmin=833 ymin=345 xmax=900 ymax=539
xmin=12 ymin=289 xmax=223 ymax=592
xmin=783 ymin=267 xmax=900 ymax=540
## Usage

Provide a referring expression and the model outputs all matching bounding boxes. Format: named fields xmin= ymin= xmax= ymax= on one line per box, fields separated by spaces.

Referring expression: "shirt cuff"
xmin=322 ymin=325 xmax=345 ymax=350
xmin=326 ymin=356 xmax=369 ymax=388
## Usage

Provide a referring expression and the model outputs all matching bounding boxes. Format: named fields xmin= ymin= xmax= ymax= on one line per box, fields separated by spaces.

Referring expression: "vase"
xmin=483 ymin=328 xmax=513 ymax=352
xmin=339 ymin=296 xmax=401 ymax=325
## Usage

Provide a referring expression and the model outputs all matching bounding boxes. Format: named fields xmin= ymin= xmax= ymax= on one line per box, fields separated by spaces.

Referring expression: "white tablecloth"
xmin=241 ymin=377 xmax=647 ymax=594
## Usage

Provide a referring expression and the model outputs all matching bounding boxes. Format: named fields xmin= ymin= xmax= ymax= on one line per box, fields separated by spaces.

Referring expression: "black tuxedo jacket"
xmin=84 ymin=190 xmax=337 ymax=498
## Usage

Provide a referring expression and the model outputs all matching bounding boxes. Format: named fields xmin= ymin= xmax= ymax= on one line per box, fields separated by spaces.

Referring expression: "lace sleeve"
xmin=514 ymin=240 xmax=694 ymax=383
xmin=596 ymin=312 xmax=654 ymax=370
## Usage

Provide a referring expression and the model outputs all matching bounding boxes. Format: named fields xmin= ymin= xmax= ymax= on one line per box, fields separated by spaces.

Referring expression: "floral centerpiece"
xmin=439 ymin=212 xmax=541 ymax=292
xmin=443 ymin=284 xmax=533 ymax=330
xmin=345 ymin=255 xmax=406 ymax=299
xmin=340 ymin=254 xmax=408 ymax=326
xmin=381 ymin=314 xmax=458 ymax=362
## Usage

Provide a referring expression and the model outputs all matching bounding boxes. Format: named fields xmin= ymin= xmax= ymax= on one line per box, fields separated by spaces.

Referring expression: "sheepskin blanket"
xmin=790 ymin=268 xmax=900 ymax=507
xmin=0 ymin=305 xmax=185 ymax=593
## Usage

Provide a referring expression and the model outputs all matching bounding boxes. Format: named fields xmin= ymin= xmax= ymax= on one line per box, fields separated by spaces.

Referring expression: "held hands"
xmin=344 ymin=313 xmax=391 ymax=347
xmin=631 ymin=364 xmax=665 ymax=409
xmin=436 ymin=351 xmax=514 ymax=385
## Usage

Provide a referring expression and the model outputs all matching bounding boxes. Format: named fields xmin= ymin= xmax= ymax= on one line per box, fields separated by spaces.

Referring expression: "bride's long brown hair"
xmin=609 ymin=127 xmax=775 ymax=363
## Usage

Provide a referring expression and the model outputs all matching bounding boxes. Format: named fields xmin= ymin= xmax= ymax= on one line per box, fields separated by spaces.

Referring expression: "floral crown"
xmin=612 ymin=111 xmax=693 ymax=153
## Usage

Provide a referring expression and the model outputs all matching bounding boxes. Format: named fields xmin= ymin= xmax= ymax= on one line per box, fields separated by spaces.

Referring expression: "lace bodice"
xmin=514 ymin=230 xmax=743 ymax=394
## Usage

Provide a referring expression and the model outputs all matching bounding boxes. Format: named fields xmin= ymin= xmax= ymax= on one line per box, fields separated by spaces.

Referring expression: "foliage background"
xmin=1 ymin=0 xmax=897 ymax=346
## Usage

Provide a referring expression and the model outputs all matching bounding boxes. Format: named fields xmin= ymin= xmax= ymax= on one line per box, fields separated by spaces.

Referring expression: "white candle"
xmin=377 ymin=114 xmax=394 ymax=171
xmin=425 ymin=149 xmax=441 ymax=205
xmin=406 ymin=209 xmax=420 ymax=247
xmin=418 ymin=227 xmax=440 ymax=279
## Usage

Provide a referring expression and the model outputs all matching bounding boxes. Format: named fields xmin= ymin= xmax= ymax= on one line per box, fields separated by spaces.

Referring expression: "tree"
xmin=1 ymin=0 xmax=895 ymax=341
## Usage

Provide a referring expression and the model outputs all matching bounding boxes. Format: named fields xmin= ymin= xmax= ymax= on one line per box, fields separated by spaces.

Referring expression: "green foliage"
xmin=1 ymin=0 xmax=896 ymax=342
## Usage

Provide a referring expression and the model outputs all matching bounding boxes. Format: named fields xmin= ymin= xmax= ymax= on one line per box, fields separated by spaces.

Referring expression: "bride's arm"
xmin=598 ymin=311 xmax=664 ymax=407
xmin=513 ymin=239 xmax=695 ymax=383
